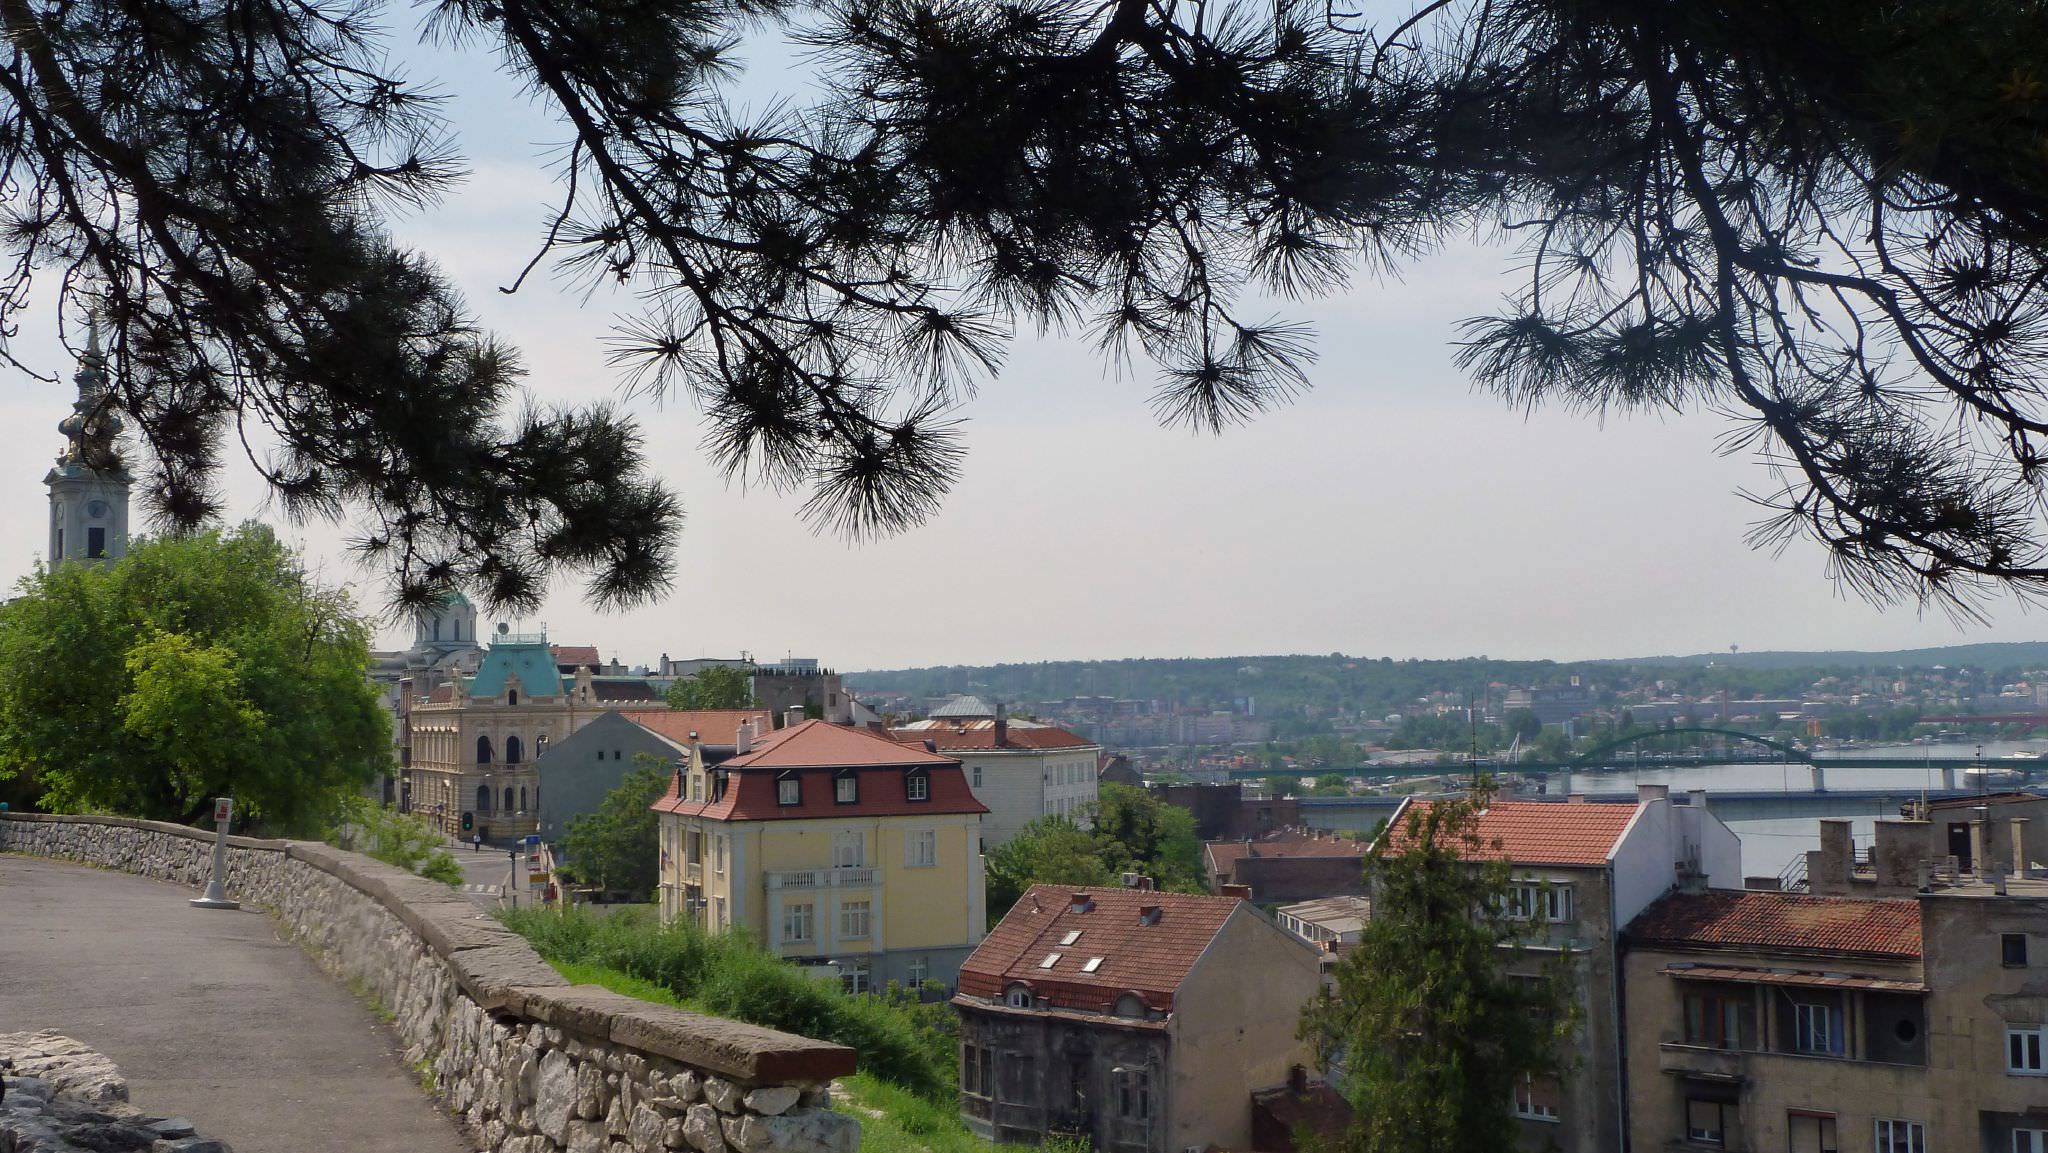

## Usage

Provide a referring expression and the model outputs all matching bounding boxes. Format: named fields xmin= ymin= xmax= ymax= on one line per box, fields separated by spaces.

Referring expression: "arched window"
xmin=508 ymin=689 xmax=519 ymax=706
xmin=519 ymin=786 xmax=528 ymax=812
xmin=476 ymin=784 xmax=491 ymax=812
xmin=503 ymin=787 xmax=515 ymax=812
xmin=506 ymin=735 xmax=524 ymax=764
xmin=476 ymin=735 xmax=493 ymax=764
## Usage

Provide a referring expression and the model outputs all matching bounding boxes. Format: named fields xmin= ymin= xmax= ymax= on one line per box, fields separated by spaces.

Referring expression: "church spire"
xmin=57 ymin=324 xmax=125 ymax=473
xmin=45 ymin=322 xmax=132 ymax=565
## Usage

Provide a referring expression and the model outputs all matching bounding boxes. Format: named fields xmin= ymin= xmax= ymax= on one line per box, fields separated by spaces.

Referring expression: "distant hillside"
xmin=1592 ymin=641 xmax=2048 ymax=671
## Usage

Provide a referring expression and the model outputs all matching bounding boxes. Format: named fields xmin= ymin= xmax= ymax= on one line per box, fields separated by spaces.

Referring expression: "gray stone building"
xmin=953 ymin=885 xmax=1324 ymax=1153
xmin=534 ymin=708 xmax=769 ymax=841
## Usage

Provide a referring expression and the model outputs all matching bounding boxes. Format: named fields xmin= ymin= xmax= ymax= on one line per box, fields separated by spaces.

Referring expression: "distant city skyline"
xmin=2 ymin=32 xmax=2040 ymax=671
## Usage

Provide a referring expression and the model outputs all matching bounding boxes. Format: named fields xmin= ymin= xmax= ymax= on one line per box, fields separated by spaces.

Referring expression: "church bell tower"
xmin=44 ymin=329 xmax=132 ymax=566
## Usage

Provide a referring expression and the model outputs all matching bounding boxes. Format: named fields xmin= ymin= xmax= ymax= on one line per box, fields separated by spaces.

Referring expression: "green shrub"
xmin=501 ymin=905 xmax=956 ymax=1100
xmin=327 ymin=794 xmax=463 ymax=887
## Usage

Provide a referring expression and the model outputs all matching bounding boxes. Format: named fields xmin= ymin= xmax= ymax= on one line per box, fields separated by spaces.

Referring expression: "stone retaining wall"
xmin=0 ymin=814 xmax=860 ymax=1153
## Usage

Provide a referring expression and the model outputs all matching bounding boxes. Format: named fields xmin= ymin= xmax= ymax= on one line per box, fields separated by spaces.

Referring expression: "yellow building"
xmin=653 ymin=719 xmax=988 ymax=992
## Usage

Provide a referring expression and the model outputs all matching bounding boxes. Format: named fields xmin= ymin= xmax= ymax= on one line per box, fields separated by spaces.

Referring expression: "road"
xmin=445 ymin=837 xmax=548 ymax=910
xmin=0 ymin=854 xmax=474 ymax=1153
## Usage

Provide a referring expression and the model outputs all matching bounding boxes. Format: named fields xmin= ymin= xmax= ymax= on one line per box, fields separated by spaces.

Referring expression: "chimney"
xmin=1069 ymin=893 xmax=1095 ymax=913
xmin=1220 ymin=884 xmax=1253 ymax=901
xmin=1637 ymin=783 xmax=1669 ymax=803
xmin=2013 ymin=817 xmax=2032 ymax=879
xmin=1971 ymin=817 xmax=1989 ymax=876
xmin=1287 ymin=1064 xmax=1308 ymax=1093
xmin=1819 ymin=819 xmax=1853 ymax=885
xmin=784 ymin=705 xmax=805 ymax=730
xmin=1873 ymin=820 xmax=1926 ymax=891
xmin=1687 ymin=789 xmax=1707 ymax=810
xmin=995 ymin=701 xmax=1009 ymax=748
xmin=735 ymin=720 xmax=754 ymax=756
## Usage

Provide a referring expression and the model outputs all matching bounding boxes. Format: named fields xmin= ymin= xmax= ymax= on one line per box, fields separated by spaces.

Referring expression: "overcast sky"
xmin=0 ymin=23 xmax=2038 ymax=671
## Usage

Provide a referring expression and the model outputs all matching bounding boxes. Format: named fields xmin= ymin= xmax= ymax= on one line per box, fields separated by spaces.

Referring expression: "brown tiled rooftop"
xmin=1380 ymin=799 xmax=1639 ymax=866
xmin=958 ymin=885 xmax=1245 ymax=1014
xmin=615 ymin=708 xmax=772 ymax=747
xmin=889 ymin=719 xmax=1096 ymax=751
xmin=1627 ymin=889 xmax=1922 ymax=960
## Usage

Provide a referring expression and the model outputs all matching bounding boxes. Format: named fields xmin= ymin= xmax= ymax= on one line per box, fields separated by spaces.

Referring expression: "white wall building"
xmin=893 ymin=701 xmax=1102 ymax=850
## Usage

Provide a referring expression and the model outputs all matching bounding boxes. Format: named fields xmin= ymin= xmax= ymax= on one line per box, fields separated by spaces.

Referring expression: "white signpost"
xmin=189 ymin=796 xmax=240 ymax=910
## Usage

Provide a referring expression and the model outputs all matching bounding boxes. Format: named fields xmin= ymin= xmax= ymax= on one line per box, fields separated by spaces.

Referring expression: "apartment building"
xmin=1203 ymin=829 xmax=1367 ymax=903
xmin=1622 ymin=875 xmax=2048 ymax=1153
xmin=893 ymin=702 xmax=1101 ymax=849
xmin=952 ymin=885 xmax=1323 ymax=1153
xmin=1379 ymin=787 xmax=1743 ymax=1153
xmin=651 ymin=719 xmax=988 ymax=991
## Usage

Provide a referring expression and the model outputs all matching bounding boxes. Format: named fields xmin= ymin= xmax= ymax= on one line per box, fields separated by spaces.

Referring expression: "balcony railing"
xmin=766 ymin=866 xmax=878 ymax=890
xmin=1657 ymin=1042 xmax=1748 ymax=1081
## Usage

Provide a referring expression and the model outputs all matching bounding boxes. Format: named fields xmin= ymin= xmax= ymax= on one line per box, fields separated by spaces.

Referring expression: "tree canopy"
xmin=985 ymin=783 xmax=1206 ymax=921
xmin=558 ymin=759 xmax=669 ymax=898
xmin=2 ymin=0 xmax=2046 ymax=611
xmin=0 ymin=523 xmax=390 ymax=833
xmin=665 ymin=665 xmax=758 ymax=711
xmin=1301 ymin=787 xmax=1577 ymax=1153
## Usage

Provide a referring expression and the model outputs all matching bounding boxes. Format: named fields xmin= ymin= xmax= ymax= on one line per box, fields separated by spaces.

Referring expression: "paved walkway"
xmin=0 ymin=854 xmax=473 ymax=1153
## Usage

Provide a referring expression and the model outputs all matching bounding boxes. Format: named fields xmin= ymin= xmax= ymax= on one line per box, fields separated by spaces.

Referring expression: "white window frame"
xmin=1874 ymin=1118 xmax=1925 ymax=1153
xmin=971 ymin=765 xmax=982 ymax=788
xmin=1793 ymin=1002 xmax=1842 ymax=1056
xmin=906 ymin=772 xmax=929 ymax=802
xmin=2008 ymin=1025 xmax=2047 ymax=1074
xmin=781 ymin=902 xmax=813 ymax=943
xmin=907 ymin=956 xmax=929 ymax=986
xmin=1685 ymin=1098 xmax=1730 ymax=1146
xmin=835 ymin=774 xmax=858 ymax=803
xmin=840 ymin=900 xmax=871 ymax=940
xmin=2013 ymin=1128 xmax=2048 ymax=1153
xmin=906 ymin=828 xmax=937 ymax=868
xmin=1511 ymin=1074 xmax=1557 ymax=1122
xmin=777 ymin=777 xmax=800 ymax=806
xmin=1005 ymin=985 xmax=1031 ymax=1008
xmin=714 ymin=835 xmax=725 ymax=874
xmin=833 ymin=829 xmax=865 ymax=869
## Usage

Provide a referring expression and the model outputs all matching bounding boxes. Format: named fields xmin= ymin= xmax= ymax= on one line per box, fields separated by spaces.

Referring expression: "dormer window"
xmin=1005 ymin=985 xmax=1033 ymax=1008
xmin=1114 ymin=993 xmax=1147 ymax=1018
xmin=777 ymin=774 xmax=801 ymax=805
xmin=835 ymin=773 xmax=859 ymax=804
xmin=905 ymin=771 xmax=929 ymax=802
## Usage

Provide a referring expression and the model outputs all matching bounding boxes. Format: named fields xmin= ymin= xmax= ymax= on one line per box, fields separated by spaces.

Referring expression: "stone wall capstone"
xmin=0 ymin=813 xmax=859 ymax=1153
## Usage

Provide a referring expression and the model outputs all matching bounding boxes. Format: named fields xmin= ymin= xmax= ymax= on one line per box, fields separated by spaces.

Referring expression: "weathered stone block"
xmin=534 ymin=1050 xmax=578 ymax=1143
xmin=702 ymin=1077 xmax=743 ymax=1115
xmin=681 ymin=1104 xmax=726 ymax=1153
xmin=740 ymin=1087 xmax=800 ymax=1117
xmin=566 ymin=1120 xmax=609 ymax=1153
xmin=627 ymin=1104 xmax=667 ymax=1153
xmin=719 ymin=1110 xmax=859 ymax=1153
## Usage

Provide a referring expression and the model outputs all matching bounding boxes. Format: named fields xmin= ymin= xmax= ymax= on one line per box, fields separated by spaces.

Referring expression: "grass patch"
xmin=504 ymin=907 xmax=1086 ymax=1153
xmin=501 ymin=904 xmax=956 ymax=1099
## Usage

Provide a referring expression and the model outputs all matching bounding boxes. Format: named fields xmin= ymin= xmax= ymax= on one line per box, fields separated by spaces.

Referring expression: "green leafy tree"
xmin=1084 ymin=783 xmax=1205 ymax=893
xmin=2 ymin=0 xmax=2045 ymax=608
xmin=984 ymin=816 xmax=1113 ymax=924
xmin=1302 ymin=789 xmax=1577 ymax=1153
xmin=558 ymin=759 xmax=669 ymax=899
xmin=665 ymin=665 xmax=757 ymax=711
xmin=1313 ymin=773 xmax=1350 ymax=796
xmin=1265 ymin=773 xmax=1301 ymax=799
xmin=0 ymin=523 xmax=388 ymax=833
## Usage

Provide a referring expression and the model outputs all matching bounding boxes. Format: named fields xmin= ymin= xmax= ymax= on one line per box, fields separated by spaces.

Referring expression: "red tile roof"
xmin=551 ymin=644 xmax=603 ymax=669
xmin=1626 ymin=890 xmax=1922 ymax=960
xmin=888 ymin=720 xmax=1097 ymax=751
xmin=1380 ymin=799 xmax=1639 ymax=866
xmin=957 ymin=885 xmax=1246 ymax=1014
xmin=616 ymin=709 xmax=772 ymax=747
xmin=651 ymin=720 xmax=986 ymax=822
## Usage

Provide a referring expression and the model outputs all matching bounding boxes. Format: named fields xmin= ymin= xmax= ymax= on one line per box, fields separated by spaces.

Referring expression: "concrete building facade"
xmin=1379 ymin=788 xmax=1744 ymax=1153
xmin=1622 ymin=878 xmax=2048 ymax=1153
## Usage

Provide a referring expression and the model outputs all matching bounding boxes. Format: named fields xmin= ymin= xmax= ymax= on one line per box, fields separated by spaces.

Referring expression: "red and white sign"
xmin=213 ymin=797 xmax=233 ymax=823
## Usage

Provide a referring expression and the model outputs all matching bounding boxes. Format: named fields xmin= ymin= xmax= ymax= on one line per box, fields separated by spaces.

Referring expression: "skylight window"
xmin=1039 ymin=953 xmax=1061 ymax=969
xmin=1081 ymin=957 xmax=1104 ymax=973
xmin=1060 ymin=930 xmax=1082 ymax=946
